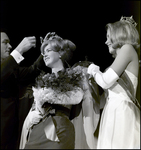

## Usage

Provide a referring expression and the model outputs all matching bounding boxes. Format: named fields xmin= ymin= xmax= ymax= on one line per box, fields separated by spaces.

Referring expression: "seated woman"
xmin=19 ymin=33 xmax=100 ymax=149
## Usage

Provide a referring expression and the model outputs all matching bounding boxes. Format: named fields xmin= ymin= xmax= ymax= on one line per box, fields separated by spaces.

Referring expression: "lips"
xmin=107 ymin=43 xmax=112 ymax=46
xmin=5 ymin=50 xmax=10 ymax=54
xmin=44 ymin=57 xmax=50 ymax=61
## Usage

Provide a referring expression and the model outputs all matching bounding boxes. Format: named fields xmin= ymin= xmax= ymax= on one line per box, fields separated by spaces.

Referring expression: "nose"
xmin=7 ymin=43 xmax=12 ymax=49
xmin=105 ymin=38 xmax=111 ymax=45
xmin=105 ymin=40 xmax=108 ymax=45
xmin=105 ymin=37 xmax=110 ymax=44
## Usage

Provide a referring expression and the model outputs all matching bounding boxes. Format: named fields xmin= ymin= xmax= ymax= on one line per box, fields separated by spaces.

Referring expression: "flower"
xmin=32 ymin=86 xmax=84 ymax=106
xmin=33 ymin=66 xmax=85 ymax=112
xmin=35 ymin=66 xmax=84 ymax=93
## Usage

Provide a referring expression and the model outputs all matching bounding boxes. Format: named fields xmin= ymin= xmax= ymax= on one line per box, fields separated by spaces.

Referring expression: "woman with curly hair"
xmin=19 ymin=33 xmax=100 ymax=149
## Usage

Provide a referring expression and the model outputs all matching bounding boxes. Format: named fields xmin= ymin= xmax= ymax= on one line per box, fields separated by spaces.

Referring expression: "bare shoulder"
xmin=111 ymin=44 xmax=138 ymax=76
xmin=119 ymin=44 xmax=138 ymax=60
xmin=120 ymin=44 xmax=139 ymax=76
xmin=120 ymin=44 xmax=136 ymax=54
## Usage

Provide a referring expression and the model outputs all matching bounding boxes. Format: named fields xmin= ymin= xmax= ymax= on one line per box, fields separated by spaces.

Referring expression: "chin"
xmin=109 ymin=49 xmax=115 ymax=54
xmin=44 ymin=62 xmax=49 ymax=67
xmin=45 ymin=63 xmax=52 ymax=68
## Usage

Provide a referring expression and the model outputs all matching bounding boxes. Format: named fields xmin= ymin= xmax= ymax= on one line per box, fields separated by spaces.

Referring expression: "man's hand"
xmin=15 ymin=36 xmax=36 ymax=55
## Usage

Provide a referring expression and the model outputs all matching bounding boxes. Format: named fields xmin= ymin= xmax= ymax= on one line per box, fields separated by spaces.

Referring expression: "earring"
xmin=59 ymin=55 xmax=61 ymax=58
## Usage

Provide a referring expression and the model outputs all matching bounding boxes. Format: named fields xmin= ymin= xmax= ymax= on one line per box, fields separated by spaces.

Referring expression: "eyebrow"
xmin=2 ymin=39 xmax=10 ymax=43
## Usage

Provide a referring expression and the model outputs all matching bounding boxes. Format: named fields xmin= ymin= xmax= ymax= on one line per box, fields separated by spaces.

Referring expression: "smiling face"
xmin=105 ymin=29 xmax=116 ymax=56
xmin=1 ymin=32 xmax=12 ymax=61
xmin=42 ymin=43 xmax=62 ymax=68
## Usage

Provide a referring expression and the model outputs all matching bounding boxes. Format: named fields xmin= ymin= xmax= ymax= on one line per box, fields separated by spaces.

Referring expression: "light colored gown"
xmin=97 ymin=70 xmax=140 ymax=149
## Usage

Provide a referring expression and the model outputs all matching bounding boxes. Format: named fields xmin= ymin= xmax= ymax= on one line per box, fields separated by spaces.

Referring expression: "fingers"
xmin=28 ymin=110 xmax=42 ymax=125
xmin=87 ymin=63 xmax=100 ymax=77
xmin=87 ymin=64 xmax=96 ymax=75
xmin=34 ymin=110 xmax=42 ymax=116
xmin=24 ymin=36 xmax=36 ymax=48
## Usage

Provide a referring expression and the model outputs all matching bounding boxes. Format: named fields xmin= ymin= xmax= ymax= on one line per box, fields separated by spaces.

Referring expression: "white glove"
xmin=87 ymin=63 xmax=100 ymax=77
xmin=88 ymin=64 xmax=119 ymax=89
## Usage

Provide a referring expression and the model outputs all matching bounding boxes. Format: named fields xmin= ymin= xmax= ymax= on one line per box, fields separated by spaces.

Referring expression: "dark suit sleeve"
xmin=18 ymin=55 xmax=44 ymax=82
xmin=1 ymin=55 xmax=19 ymax=83
xmin=1 ymin=55 xmax=44 ymax=84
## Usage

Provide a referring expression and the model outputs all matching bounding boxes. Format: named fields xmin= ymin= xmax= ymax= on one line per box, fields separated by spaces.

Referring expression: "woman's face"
xmin=42 ymin=44 xmax=61 ymax=68
xmin=105 ymin=29 xmax=116 ymax=55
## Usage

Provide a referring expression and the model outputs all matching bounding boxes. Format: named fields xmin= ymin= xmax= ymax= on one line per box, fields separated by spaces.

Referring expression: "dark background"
xmin=1 ymin=0 xmax=140 ymax=99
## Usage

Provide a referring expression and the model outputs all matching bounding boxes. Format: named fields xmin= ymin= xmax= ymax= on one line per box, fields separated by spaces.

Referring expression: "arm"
xmin=18 ymin=55 xmax=44 ymax=81
xmin=87 ymin=44 xmax=135 ymax=89
xmin=1 ymin=55 xmax=19 ymax=82
xmin=110 ymin=44 xmax=134 ymax=76
xmin=1 ymin=36 xmax=37 ymax=83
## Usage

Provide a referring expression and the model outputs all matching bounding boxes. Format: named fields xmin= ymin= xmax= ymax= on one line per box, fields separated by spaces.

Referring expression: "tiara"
xmin=40 ymin=32 xmax=63 ymax=44
xmin=120 ymin=16 xmax=137 ymax=27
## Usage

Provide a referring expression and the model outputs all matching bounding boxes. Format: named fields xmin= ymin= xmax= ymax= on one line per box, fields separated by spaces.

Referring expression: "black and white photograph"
xmin=1 ymin=0 xmax=140 ymax=149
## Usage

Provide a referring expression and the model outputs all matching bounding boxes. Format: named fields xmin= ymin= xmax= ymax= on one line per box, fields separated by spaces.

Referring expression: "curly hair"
xmin=40 ymin=34 xmax=76 ymax=67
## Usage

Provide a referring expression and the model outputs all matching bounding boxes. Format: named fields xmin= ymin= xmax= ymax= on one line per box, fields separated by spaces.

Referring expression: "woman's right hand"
xmin=28 ymin=110 xmax=43 ymax=125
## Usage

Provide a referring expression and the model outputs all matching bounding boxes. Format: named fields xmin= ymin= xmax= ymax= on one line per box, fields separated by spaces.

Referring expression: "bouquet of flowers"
xmin=32 ymin=66 xmax=85 ymax=114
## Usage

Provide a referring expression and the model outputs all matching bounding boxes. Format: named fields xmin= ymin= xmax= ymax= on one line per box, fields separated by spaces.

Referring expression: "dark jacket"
xmin=1 ymin=55 xmax=43 ymax=149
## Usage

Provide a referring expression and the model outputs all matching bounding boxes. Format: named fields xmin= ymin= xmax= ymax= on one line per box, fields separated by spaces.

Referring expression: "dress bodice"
xmin=107 ymin=70 xmax=138 ymax=101
xmin=97 ymin=69 xmax=140 ymax=149
xmin=125 ymin=70 xmax=138 ymax=94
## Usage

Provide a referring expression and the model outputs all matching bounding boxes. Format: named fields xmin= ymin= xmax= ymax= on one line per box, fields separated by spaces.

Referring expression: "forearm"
xmin=18 ymin=55 xmax=43 ymax=81
xmin=94 ymin=68 xmax=119 ymax=89
xmin=88 ymin=64 xmax=119 ymax=89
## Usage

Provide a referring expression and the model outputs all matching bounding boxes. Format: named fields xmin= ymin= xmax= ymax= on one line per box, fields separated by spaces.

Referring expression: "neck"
xmin=52 ymin=66 xmax=65 ymax=76
xmin=116 ymin=48 xmax=120 ymax=55
xmin=112 ymin=48 xmax=120 ymax=58
xmin=1 ymin=57 xmax=5 ymax=62
xmin=50 ymin=59 xmax=64 ymax=76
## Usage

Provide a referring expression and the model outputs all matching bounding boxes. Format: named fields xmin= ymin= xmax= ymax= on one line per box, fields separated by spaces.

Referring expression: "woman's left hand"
xmin=28 ymin=110 xmax=43 ymax=126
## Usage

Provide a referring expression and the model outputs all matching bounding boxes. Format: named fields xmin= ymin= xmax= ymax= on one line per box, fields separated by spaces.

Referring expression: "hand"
xmin=15 ymin=36 xmax=36 ymax=55
xmin=87 ymin=63 xmax=100 ymax=75
xmin=28 ymin=110 xmax=42 ymax=125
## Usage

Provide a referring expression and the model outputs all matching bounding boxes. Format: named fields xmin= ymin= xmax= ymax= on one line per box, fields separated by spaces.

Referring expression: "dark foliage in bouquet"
xmin=35 ymin=68 xmax=84 ymax=93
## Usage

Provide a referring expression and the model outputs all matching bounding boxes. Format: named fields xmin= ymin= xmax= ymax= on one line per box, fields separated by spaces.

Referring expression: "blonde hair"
xmin=106 ymin=20 xmax=140 ymax=50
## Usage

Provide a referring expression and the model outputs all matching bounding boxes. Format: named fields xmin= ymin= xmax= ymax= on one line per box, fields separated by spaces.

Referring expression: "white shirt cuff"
xmin=10 ymin=50 xmax=24 ymax=64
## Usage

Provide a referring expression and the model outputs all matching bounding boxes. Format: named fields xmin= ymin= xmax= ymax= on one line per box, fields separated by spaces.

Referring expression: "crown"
xmin=40 ymin=32 xmax=63 ymax=44
xmin=120 ymin=16 xmax=137 ymax=27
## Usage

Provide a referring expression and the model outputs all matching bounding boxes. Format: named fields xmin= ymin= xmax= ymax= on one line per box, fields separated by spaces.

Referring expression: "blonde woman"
xmin=87 ymin=16 xmax=140 ymax=149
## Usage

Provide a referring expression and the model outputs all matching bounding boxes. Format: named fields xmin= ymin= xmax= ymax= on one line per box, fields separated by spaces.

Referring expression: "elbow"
xmin=96 ymin=79 xmax=115 ymax=89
